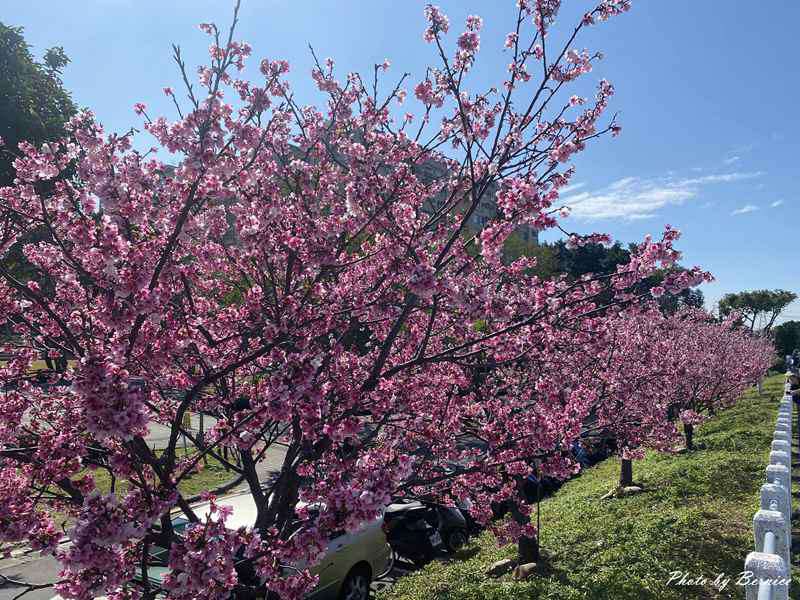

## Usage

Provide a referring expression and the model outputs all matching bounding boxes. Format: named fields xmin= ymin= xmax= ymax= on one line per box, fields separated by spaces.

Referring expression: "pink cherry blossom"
xmin=0 ymin=2 xmax=771 ymax=599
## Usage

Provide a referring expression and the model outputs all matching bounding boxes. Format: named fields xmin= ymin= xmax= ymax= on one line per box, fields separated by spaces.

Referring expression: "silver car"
xmin=138 ymin=491 xmax=393 ymax=600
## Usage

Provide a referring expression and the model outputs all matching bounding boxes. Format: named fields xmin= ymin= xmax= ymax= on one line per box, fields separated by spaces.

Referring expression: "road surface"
xmin=0 ymin=553 xmax=415 ymax=600
xmin=0 ymin=437 xmax=288 ymax=600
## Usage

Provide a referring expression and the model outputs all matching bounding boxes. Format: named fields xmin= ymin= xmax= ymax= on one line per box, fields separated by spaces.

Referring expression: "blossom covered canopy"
xmin=0 ymin=2 xmax=771 ymax=599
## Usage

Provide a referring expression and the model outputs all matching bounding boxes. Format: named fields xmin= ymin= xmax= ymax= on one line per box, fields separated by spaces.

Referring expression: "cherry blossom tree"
xmin=586 ymin=305 xmax=682 ymax=488
xmin=664 ymin=309 xmax=773 ymax=450
xmin=587 ymin=306 xmax=773 ymax=488
xmin=0 ymin=1 xmax=727 ymax=598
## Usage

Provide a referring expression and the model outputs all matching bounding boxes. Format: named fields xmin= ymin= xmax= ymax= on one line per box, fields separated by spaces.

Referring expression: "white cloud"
xmin=559 ymin=182 xmax=586 ymax=194
xmin=731 ymin=204 xmax=759 ymax=216
xmin=561 ymin=171 xmax=765 ymax=221
xmin=677 ymin=172 xmax=764 ymax=185
xmin=771 ymin=200 xmax=784 ymax=208
xmin=723 ymin=156 xmax=741 ymax=165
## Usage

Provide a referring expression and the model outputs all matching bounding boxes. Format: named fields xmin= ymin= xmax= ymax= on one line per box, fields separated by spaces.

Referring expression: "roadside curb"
xmin=7 ymin=537 xmax=70 ymax=560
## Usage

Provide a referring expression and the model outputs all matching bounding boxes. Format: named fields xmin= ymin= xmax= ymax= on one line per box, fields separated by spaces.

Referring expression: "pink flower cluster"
xmin=0 ymin=3 xmax=775 ymax=600
xmin=72 ymin=357 xmax=149 ymax=441
xmin=423 ymin=4 xmax=450 ymax=42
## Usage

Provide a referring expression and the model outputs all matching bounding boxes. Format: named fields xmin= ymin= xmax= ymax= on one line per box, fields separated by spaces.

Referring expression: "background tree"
xmin=0 ymin=23 xmax=76 ymax=294
xmin=550 ymin=239 xmax=705 ymax=314
xmin=501 ymin=234 xmax=557 ymax=279
xmin=774 ymin=320 xmax=800 ymax=356
xmin=772 ymin=320 xmax=800 ymax=369
xmin=583 ymin=306 xmax=679 ymax=490
xmin=0 ymin=23 xmax=75 ymax=185
xmin=718 ymin=289 xmax=797 ymax=332
xmin=663 ymin=310 xmax=773 ymax=450
xmin=552 ymin=239 xmax=630 ymax=278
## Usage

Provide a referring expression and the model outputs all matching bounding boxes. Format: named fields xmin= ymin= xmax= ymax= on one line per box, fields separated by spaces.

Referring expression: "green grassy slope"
xmin=85 ymin=448 xmax=237 ymax=499
xmin=381 ymin=373 xmax=797 ymax=600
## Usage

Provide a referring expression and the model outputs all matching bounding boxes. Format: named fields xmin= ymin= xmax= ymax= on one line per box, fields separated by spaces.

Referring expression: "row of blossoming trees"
xmin=0 ymin=1 xmax=774 ymax=599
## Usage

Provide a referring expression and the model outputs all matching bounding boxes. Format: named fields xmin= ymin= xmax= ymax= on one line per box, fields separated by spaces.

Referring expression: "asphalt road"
xmin=0 ymin=550 xmax=418 ymax=600
xmin=0 ymin=417 xmax=418 ymax=599
xmin=0 ymin=552 xmax=62 ymax=600
xmin=0 ymin=428 xmax=290 ymax=600
xmin=144 ymin=413 xmax=212 ymax=449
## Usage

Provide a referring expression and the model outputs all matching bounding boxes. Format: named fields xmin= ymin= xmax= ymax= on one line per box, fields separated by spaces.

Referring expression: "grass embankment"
xmin=43 ymin=452 xmax=236 ymax=532
xmin=0 ymin=359 xmax=76 ymax=371
xmin=381 ymin=373 xmax=798 ymax=600
xmin=86 ymin=449 xmax=236 ymax=499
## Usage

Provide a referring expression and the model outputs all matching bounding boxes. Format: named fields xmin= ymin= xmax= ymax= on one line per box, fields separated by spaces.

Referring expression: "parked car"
xmin=383 ymin=499 xmax=442 ymax=566
xmin=383 ymin=498 xmax=469 ymax=565
xmin=137 ymin=491 xmax=393 ymax=600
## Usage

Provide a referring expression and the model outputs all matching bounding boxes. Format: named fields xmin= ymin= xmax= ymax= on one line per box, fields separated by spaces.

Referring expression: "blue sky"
xmin=5 ymin=1 xmax=799 ymax=319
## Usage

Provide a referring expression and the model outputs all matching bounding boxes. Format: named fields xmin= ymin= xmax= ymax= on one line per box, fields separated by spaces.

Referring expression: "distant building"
xmin=413 ymin=159 xmax=538 ymax=245
xmin=164 ymin=152 xmax=538 ymax=247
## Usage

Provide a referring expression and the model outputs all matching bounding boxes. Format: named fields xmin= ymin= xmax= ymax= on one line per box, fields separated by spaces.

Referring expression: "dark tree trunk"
xmin=684 ymin=423 xmax=694 ymax=451
xmin=512 ymin=480 xmax=540 ymax=564
xmin=619 ymin=458 xmax=633 ymax=487
xmin=517 ymin=533 xmax=540 ymax=564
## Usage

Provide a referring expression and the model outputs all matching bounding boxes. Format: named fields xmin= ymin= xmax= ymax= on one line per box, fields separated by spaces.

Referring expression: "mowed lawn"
xmin=380 ymin=373 xmax=798 ymax=600
xmin=86 ymin=449 xmax=237 ymax=499
xmin=0 ymin=360 xmax=234 ymax=500
xmin=40 ymin=450 xmax=237 ymax=534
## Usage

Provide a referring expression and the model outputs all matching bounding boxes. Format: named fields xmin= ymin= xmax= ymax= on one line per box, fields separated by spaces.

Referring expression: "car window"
xmin=172 ymin=516 xmax=190 ymax=533
xmin=149 ymin=545 xmax=170 ymax=565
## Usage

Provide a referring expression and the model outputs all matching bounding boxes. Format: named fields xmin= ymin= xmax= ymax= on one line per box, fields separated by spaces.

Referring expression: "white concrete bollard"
xmin=774 ymin=422 xmax=791 ymax=439
xmin=771 ymin=439 xmax=791 ymax=453
xmin=760 ymin=484 xmax=792 ymax=550
xmin=769 ymin=450 xmax=791 ymax=469
xmin=773 ymin=430 xmax=791 ymax=445
xmin=753 ymin=508 xmax=790 ymax=570
xmin=765 ymin=464 xmax=791 ymax=501
xmin=743 ymin=551 xmax=789 ymax=600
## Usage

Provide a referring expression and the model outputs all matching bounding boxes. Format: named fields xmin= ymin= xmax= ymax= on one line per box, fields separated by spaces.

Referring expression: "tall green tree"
xmin=0 ymin=23 xmax=76 ymax=294
xmin=553 ymin=239 xmax=631 ymax=278
xmin=719 ymin=289 xmax=797 ymax=332
xmin=773 ymin=320 xmax=800 ymax=357
xmin=551 ymin=240 xmax=704 ymax=315
xmin=503 ymin=233 xmax=558 ymax=279
xmin=0 ymin=22 xmax=76 ymax=185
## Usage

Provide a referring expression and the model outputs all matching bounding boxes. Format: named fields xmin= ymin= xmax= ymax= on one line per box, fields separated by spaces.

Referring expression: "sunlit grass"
xmin=381 ymin=372 xmax=795 ymax=600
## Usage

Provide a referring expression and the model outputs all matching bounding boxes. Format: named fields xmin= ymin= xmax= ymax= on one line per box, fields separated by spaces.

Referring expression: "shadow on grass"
xmin=379 ymin=375 xmax=789 ymax=600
